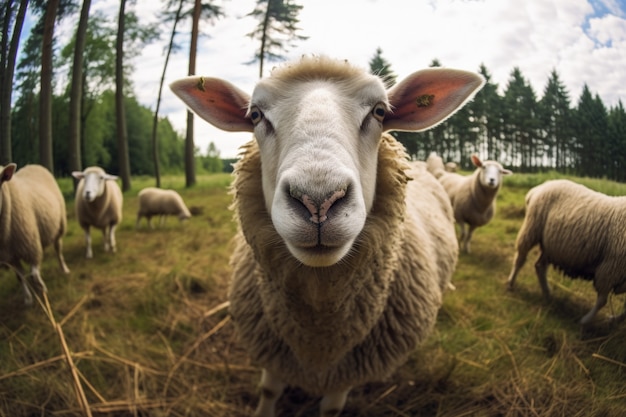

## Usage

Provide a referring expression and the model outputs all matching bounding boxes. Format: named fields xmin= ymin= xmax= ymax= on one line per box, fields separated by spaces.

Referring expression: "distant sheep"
xmin=72 ymin=167 xmax=123 ymax=258
xmin=445 ymin=161 xmax=458 ymax=172
xmin=171 ymin=55 xmax=484 ymax=417
xmin=507 ymin=179 xmax=626 ymax=325
xmin=0 ymin=163 xmax=70 ymax=305
xmin=136 ymin=187 xmax=191 ymax=228
xmin=428 ymin=152 xmax=512 ymax=253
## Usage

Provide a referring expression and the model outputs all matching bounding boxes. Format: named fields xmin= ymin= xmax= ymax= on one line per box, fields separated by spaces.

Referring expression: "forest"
xmin=2 ymin=0 xmax=626 ymax=184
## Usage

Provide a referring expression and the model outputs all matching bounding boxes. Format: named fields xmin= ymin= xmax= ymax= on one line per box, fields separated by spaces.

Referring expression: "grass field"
xmin=1 ymin=170 xmax=626 ymax=417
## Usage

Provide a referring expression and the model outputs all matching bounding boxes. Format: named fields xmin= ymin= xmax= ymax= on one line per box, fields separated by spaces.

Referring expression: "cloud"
xmin=18 ymin=0 xmax=626 ymax=158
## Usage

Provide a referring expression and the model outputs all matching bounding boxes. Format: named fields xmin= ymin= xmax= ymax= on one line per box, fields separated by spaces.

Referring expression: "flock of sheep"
xmin=0 ymin=165 xmax=191 ymax=304
xmin=170 ymin=55 xmax=626 ymax=417
xmin=1 ymin=55 xmax=625 ymax=417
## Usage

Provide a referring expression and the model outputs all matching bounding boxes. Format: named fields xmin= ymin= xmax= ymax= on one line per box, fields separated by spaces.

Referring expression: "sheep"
xmin=170 ymin=55 xmax=484 ymax=417
xmin=427 ymin=152 xmax=512 ymax=253
xmin=72 ymin=166 xmax=123 ymax=259
xmin=445 ymin=161 xmax=458 ymax=172
xmin=0 ymin=163 xmax=70 ymax=305
xmin=507 ymin=179 xmax=626 ymax=326
xmin=135 ymin=187 xmax=191 ymax=229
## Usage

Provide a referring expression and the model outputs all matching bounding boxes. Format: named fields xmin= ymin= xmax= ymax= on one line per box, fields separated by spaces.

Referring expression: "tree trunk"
xmin=1 ymin=0 xmax=28 ymax=165
xmin=115 ymin=0 xmax=131 ymax=191
xmin=185 ymin=0 xmax=201 ymax=188
xmin=152 ymin=0 xmax=184 ymax=188
xmin=69 ymin=0 xmax=91 ymax=189
xmin=39 ymin=0 xmax=59 ymax=172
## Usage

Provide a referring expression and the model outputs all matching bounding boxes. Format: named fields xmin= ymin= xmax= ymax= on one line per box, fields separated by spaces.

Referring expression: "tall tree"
xmin=502 ymin=67 xmax=538 ymax=170
xmin=151 ymin=0 xmax=184 ymax=188
xmin=165 ymin=0 xmax=223 ymax=187
xmin=247 ymin=0 xmax=308 ymax=78
xmin=369 ymin=47 xmax=397 ymax=86
xmin=1 ymin=0 xmax=29 ymax=164
xmin=538 ymin=69 xmax=572 ymax=171
xmin=68 ymin=0 xmax=92 ymax=186
xmin=473 ymin=63 xmax=503 ymax=161
xmin=115 ymin=0 xmax=131 ymax=191
xmin=38 ymin=0 xmax=61 ymax=171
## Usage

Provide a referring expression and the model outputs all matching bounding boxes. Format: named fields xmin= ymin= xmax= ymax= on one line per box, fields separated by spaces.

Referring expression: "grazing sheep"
xmin=0 ymin=163 xmax=70 ymax=305
xmin=445 ymin=161 xmax=458 ymax=172
xmin=507 ymin=179 xmax=626 ymax=325
xmin=72 ymin=166 xmax=123 ymax=259
xmin=171 ymin=55 xmax=484 ymax=417
xmin=136 ymin=187 xmax=191 ymax=229
xmin=428 ymin=152 xmax=512 ymax=253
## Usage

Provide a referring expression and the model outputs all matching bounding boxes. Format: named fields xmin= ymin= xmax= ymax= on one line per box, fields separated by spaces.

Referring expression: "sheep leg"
xmin=12 ymin=263 xmax=33 ymax=306
xmin=580 ymin=291 xmax=608 ymax=325
xmin=458 ymin=222 xmax=468 ymax=253
xmin=320 ymin=388 xmax=351 ymax=417
xmin=507 ymin=237 xmax=532 ymax=290
xmin=109 ymin=224 xmax=118 ymax=253
xmin=534 ymin=253 xmax=551 ymax=299
xmin=254 ymin=369 xmax=286 ymax=417
xmin=54 ymin=237 xmax=70 ymax=274
xmin=84 ymin=228 xmax=93 ymax=259
xmin=463 ymin=226 xmax=476 ymax=254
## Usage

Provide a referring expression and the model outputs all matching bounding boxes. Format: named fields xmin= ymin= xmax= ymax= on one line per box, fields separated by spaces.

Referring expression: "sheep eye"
xmin=372 ymin=103 xmax=386 ymax=122
xmin=249 ymin=106 xmax=264 ymax=125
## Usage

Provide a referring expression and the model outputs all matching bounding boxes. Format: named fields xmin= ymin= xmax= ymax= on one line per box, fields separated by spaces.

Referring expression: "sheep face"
xmin=72 ymin=167 xmax=119 ymax=203
xmin=249 ymin=77 xmax=386 ymax=267
xmin=171 ymin=56 xmax=485 ymax=267
xmin=471 ymin=155 xmax=512 ymax=190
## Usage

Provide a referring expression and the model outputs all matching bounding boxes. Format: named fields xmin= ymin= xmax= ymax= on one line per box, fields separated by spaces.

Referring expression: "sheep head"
xmin=471 ymin=154 xmax=513 ymax=190
xmin=72 ymin=167 xmax=118 ymax=203
xmin=171 ymin=56 xmax=484 ymax=267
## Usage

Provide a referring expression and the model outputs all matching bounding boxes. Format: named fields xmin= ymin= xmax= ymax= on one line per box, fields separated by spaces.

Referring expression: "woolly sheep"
xmin=72 ymin=166 xmax=123 ymax=259
xmin=0 ymin=163 xmax=70 ymax=305
xmin=507 ymin=179 xmax=626 ymax=325
xmin=427 ymin=152 xmax=512 ymax=253
xmin=136 ymin=187 xmax=191 ymax=229
xmin=445 ymin=161 xmax=458 ymax=172
xmin=170 ymin=55 xmax=484 ymax=417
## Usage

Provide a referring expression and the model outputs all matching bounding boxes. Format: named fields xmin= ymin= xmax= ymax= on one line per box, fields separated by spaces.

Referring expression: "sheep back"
xmin=516 ymin=179 xmax=626 ymax=287
xmin=229 ymin=134 xmax=456 ymax=395
xmin=137 ymin=187 xmax=191 ymax=219
xmin=74 ymin=168 xmax=123 ymax=230
xmin=0 ymin=164 xmax=67 ymax=269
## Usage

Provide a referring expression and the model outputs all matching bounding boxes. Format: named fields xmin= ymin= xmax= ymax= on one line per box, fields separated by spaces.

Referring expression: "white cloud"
xmin=19 ymin=0 xmax=626 ymax=158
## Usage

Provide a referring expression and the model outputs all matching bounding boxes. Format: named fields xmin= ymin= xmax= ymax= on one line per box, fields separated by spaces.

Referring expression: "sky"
xmin=22 ymin=0 xmax=626 ymax=159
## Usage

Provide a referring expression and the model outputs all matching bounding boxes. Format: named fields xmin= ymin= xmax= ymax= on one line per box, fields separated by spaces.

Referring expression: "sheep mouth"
xmin=287 ymin=240 xmax=353 ymax=267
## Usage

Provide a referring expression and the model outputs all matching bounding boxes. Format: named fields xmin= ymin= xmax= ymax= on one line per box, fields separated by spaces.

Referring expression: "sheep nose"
xmin=290 ymin=187 xmax=346 ymax=224
xmin=85 ymin=191 xmax=92 ymax=200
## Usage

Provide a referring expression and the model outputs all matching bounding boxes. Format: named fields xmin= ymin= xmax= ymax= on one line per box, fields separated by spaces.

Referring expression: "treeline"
xmin=3 ymin=2 xmax=625 ymax=184
xmin=385 ymin=59 xmax=626 ymax=182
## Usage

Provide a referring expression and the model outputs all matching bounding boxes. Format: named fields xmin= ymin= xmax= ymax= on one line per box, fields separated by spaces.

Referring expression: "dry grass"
xmin=1 ymin=172 xmax=626 ymax=416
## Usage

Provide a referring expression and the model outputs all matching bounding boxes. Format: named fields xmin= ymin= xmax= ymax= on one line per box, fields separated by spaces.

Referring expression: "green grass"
xmin=1 ymin=171 xmax=625 ymax=416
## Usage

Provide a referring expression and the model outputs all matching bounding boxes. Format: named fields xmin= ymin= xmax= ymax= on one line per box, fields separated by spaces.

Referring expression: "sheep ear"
xmin=471 ymin=154 xmax=482 ymax=167
xmin=384 ymin=68 xmax=484 ymax=132
xmin=501 ymin=168 xmax=513 ymax=175
xmin=170 ymin=76 xmax=253 ymax=132
xmin=1 ymin=163 xmax=17 ymax=183
xmin=104 ymin=174 xmax=119 ymax=181
xmin=72 ymin=171 xmax=85 ymax=180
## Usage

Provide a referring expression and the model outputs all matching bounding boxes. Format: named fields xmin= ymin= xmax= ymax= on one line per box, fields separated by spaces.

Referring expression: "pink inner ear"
xmin=471 ymin=155 xmax=482 ymax=167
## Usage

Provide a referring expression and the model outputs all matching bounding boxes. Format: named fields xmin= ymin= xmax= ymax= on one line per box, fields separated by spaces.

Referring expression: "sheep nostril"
xmin=290 ymin=188 xmax=346 ymax=224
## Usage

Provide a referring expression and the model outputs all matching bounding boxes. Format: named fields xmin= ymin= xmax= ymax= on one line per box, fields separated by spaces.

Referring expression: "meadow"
xmin=1 ymin=170 xmax=625 ymax=417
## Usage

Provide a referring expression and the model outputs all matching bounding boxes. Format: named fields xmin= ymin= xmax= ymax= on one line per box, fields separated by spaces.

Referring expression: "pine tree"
xmin=247 ymin=0 xmax=308 ymax=78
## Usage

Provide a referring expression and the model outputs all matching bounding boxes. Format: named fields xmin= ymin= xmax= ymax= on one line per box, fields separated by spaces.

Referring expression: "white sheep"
xmin=171 ymin=55 xmax=484 ymax=417
xmin=428 ymin=152 xmax=512 ymax=253
xmin=0 ymin=163 xmax=70 ymax=305
xmin=507 ymin=179 xmax=626 ymax=325
xmin=72 ymin=166 xmax=123 ymax=259
xmin=136 ymin=187 xmax=191 ymax=229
